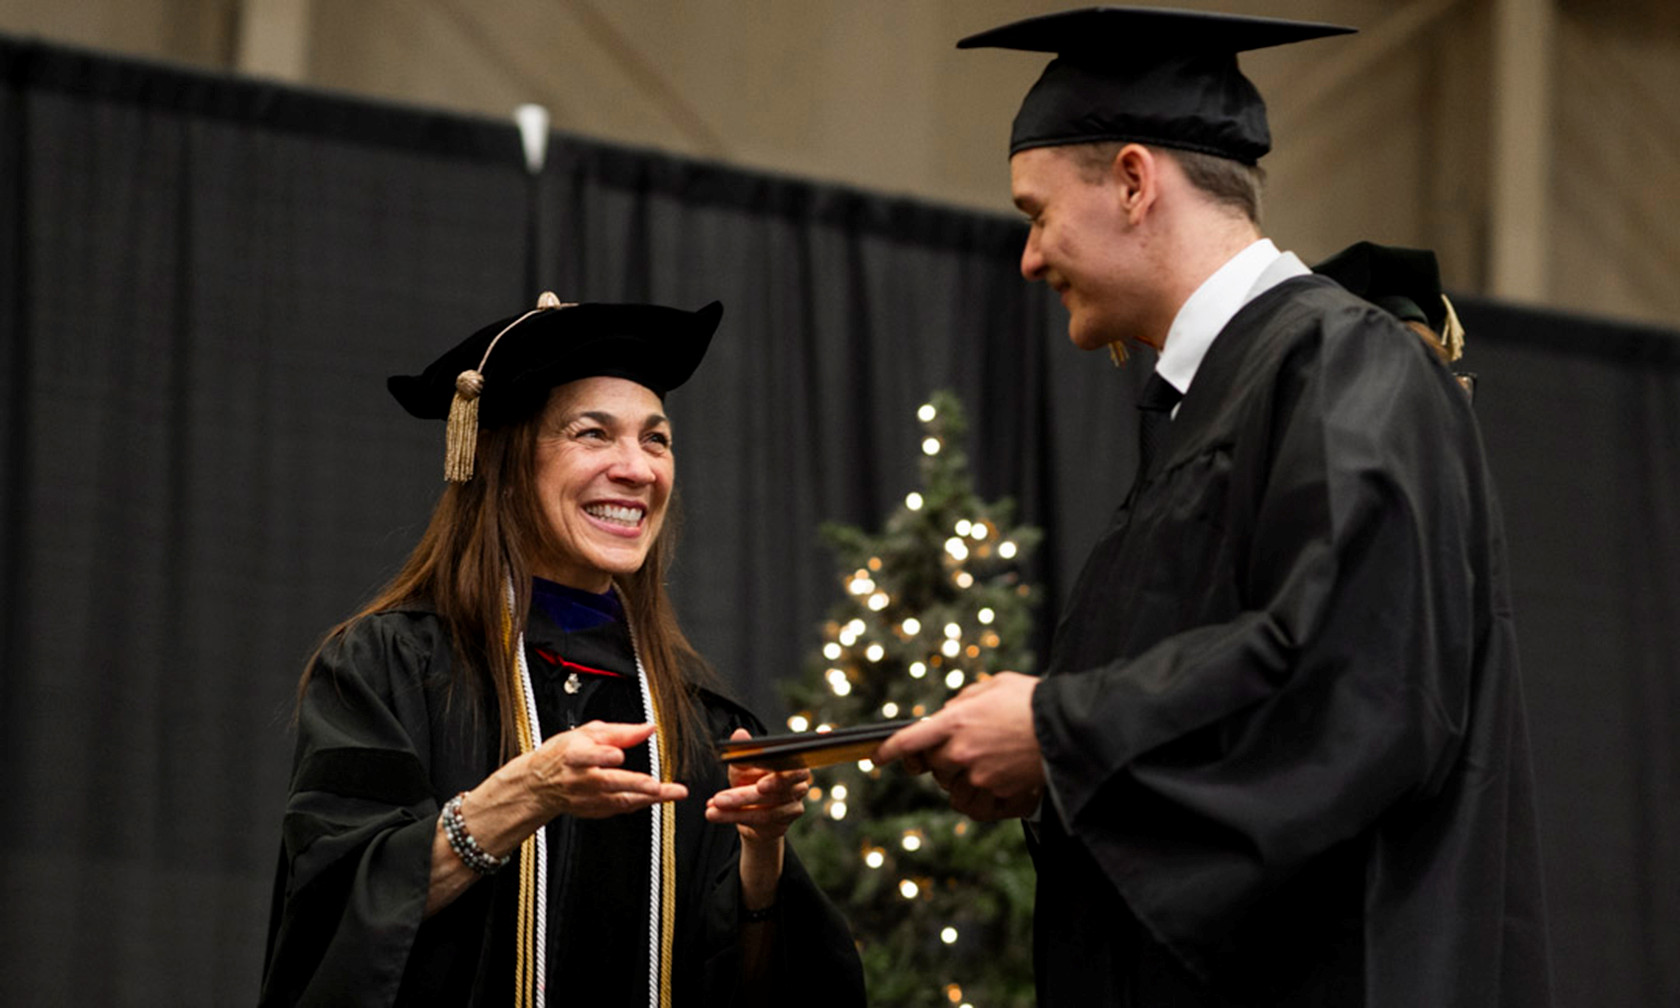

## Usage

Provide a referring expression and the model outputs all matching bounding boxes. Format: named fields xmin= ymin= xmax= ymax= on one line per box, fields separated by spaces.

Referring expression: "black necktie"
xmin=1136 ymin=372 xmax=1183 ymax=485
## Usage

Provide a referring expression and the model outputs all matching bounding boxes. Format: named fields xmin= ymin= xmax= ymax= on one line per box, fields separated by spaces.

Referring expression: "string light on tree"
xmin=785 ymin=389 xmax=1043 ymax=1008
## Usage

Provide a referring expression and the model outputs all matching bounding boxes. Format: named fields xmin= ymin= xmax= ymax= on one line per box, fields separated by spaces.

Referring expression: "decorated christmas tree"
xmin=784 ymin=390 xmax=1043 ymax=1008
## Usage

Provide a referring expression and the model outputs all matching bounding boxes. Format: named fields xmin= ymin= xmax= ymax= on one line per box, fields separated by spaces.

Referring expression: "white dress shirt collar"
xmin=1154 ymin=238 xmax=1308 ymax=396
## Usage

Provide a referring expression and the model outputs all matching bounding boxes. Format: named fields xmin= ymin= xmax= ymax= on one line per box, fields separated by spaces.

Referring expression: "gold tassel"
xmin=444 ymin=369 xmax=484 ymax=483
xmin=442 ymin=293 xmax=576 ymax=483
xmin=1439 ymin=294 xmax=1467 ymax=363
xmin=1107 ymin=341 xmax=1128 ymax=367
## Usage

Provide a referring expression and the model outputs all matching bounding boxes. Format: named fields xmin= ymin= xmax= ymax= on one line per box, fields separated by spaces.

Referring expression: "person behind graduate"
xmin=260 ymin=295 xmax=865 ymax=1007
xmin=1313 ymin=239 xmax=1478 ymax=398
xmin=879 ymin=7 xmax=1550 ymax=1007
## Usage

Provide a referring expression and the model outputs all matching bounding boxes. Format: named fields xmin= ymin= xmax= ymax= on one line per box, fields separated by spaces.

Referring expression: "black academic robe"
xmin=260 ymin=600 xmax=864 ymax=1007
xmin=1029 ymin=275 xmax=1551 ymax=1006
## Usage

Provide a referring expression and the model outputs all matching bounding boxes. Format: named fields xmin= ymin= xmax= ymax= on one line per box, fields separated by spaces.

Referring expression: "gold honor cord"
xmin=657 ymin=731 xmax=677 ymax=1008
xmin=504 ymin=600 xmax=542 ymax=1008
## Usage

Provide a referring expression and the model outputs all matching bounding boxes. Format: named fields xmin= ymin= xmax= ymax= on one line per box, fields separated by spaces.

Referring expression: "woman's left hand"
xmin=705 ymin=728 xmax=810 ymax=845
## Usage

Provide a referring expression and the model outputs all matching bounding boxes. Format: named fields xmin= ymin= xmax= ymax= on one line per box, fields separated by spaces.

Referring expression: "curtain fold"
xmin=1 ymin=35 xmax=1676 ymax=1007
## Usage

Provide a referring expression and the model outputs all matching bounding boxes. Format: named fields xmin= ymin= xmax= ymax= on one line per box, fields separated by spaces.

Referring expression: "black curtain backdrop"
xmin=1 ymin=38 xmax=1675 ymax=1006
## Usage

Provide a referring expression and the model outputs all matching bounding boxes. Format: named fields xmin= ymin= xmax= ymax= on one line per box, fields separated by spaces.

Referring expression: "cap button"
xmin=536 ymin=291 xmax=563 ymax=309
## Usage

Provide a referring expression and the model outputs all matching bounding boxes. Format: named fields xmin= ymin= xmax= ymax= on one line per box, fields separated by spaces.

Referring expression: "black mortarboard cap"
xmin=388 ymin=294 xmax=721 ymax=481
xmin=1313 ymin=241 xmax=1443 ymax=331
xmin=1314 ymin=241 xmax=1466 ymax=362
xmin=958 ymin=6 xmax=1355 ymax=164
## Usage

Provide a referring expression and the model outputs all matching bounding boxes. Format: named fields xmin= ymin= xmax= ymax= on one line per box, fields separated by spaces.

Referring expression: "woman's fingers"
xmin=574 ymin=719 xmax=658 ymax=752
xmin=560 ymin=740 xmax=630 ymax=770
xmin=755 ymin=768 xmax=811 ymax=802
xmin=712 ymin=768 xmax=809 ymax=808
xmin=706 ymin=800 xmax=804 ymax=826
xmin=584 ymin=767 xmax=686 ymax=796
xmin=525 ymin=722 xmax=686 ymax=818
xmin=576 ymin=720 xmax=659 ymax=748
xmin=567 ymin=781 xmax=689 ymax=818
xmin=562 ymin=766 xmax=688 ymax=818
xmin=707 ymin=763 xmax=810 ymax=840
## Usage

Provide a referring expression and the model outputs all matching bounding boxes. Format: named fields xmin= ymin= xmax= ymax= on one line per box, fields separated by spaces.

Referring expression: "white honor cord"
xmin=508 ymin=580 xmax=549 ymax=1008
xmin=627 ymin=621 xmax=663 ymax=1008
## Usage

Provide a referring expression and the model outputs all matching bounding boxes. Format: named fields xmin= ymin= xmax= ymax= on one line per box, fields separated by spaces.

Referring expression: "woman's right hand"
xmin=428 ymin=721 xmax=686 ymax=917
xmin=518 ymin=720 xmax=688 ymax=819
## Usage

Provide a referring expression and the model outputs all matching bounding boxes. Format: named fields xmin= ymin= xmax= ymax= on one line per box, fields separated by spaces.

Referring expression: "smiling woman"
xmin=532 ymin=378 xmax=675 ymax=592
xmin=260 ymin=297 xmax=864 ymax=1007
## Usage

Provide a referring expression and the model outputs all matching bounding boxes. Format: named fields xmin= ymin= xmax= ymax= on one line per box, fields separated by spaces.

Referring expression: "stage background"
xmin=2 ymin=38 xmax=1676 ymax=1006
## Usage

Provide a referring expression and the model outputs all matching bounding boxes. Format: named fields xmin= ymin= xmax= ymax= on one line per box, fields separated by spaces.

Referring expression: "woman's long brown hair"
xmin=300 ymin=405 xmax=715 ymax=777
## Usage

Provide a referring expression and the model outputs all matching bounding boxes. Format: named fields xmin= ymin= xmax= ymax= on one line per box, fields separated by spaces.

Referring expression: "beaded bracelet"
xmin=741 ymin=902 xmax=778 ymax=924
xmin=441 ymin=792 xmax=509 ymax=875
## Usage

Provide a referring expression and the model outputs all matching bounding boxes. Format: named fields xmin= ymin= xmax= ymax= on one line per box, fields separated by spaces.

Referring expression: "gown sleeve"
xmin=682 ymin=694 xmax=867 ymax=1007
xmin=1032 ymin=307 xmax=1488 ymax=971
xmin=260 ymin=612 xmax=458 ymax=1008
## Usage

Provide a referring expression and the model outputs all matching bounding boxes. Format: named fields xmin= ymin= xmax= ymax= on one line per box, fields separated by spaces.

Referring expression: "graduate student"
xmin=879 ymin=8 xmax=1551 ymax=1005
xmin=261 ymin=297 xmax=864 ymax=1007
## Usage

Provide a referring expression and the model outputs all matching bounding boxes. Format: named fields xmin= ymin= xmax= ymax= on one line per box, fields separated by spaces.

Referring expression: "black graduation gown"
xmin=1028 ymin=275 xmax=1551 ymax=1007
xmin=260 ymin=600 xmax=864 ymax=1007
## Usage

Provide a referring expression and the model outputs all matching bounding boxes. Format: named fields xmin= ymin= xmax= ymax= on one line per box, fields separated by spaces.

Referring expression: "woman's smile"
xmin=582 ymin=500 xmax=648 ymax=535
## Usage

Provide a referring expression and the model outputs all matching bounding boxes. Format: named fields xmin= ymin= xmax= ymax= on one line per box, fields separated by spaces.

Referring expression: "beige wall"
xmin=2 ymin=0 xmax=1677 ymax=327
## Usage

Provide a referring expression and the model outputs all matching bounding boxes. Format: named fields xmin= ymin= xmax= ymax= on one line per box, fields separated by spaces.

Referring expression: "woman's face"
xmin=531 ymin=376 xmax=673 ymax=592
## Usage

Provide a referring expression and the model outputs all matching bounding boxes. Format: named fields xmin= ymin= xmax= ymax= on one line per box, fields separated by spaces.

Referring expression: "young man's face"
xmin=1011 ymin=145 xmax=1156 ymax=352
